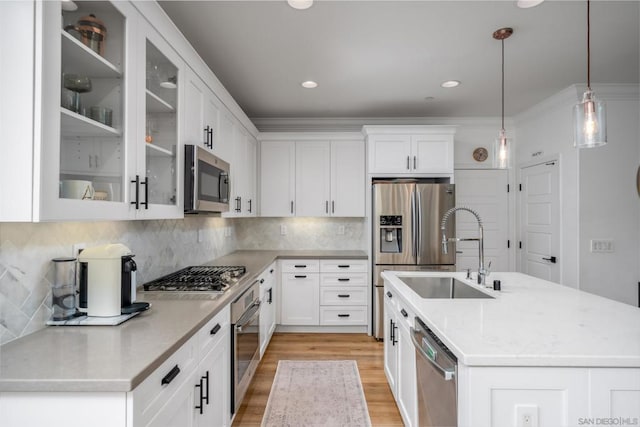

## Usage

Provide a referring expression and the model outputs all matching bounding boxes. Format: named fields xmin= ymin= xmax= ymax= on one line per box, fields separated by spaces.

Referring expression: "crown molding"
xmin=257 ymin=131 xmax=364 ymax=141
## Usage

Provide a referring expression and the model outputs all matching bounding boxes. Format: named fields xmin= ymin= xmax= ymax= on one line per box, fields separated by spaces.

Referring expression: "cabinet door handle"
xmin=208 ymin=127 xmax=213 ymax=149
xmin=260 ymin=278 xmax=264 ymax=284
xmin=130 ymin=175 xmax=140 ymax=209
xmin=203 ymin=370 xmax=210 ymax=404
xmin=248 ymin=199 xmax=252 ymax=213
xmin=338 ymin=314 xmax=350 ymax=318
xmin=268 ymin=288 xmax=273 ymax=304
xmin=194 ymin=377 xmax=204 ymax=414
xmin=210 ymin=323 xmax=221 ymax=335
xmin=269 ymin=269 xmax=274 ymax=274
xmin=386 ymin=291 xmax=392 ymax=298
xmin=337 ymin=294 xmax=350 ymax=298
xmin=235 ymin=197 xmax=242 ymax=213
xmin=141 ymin=176 xmax=149 ymax=209
xmin=325 ymin=200 xmax=329 ymax=214
xmin=161 ymin=364 xmax=180 ymax=385
xmin=294 ymin=265 xmax=307 ymax=268
xmin=413 ymin=156 xmax=417 ymax=169
xmin=338 ymin=265 xmax=350 ymax=268
xmin=332 ymin=200 xmax=335 ymax=214
xmin=337 ymin=278 xmax=350 ymax=282
xmin=290 ymin=200 xmax=294 ymax=214
xmin=407 ymin=156 xmax=410 ymax=170
xmin=89 ymin=155 xmax=93 ymax=169
xmin=95 ymin=155 xmax=99 ymax=169
xmin=203 ymin=126 xmax=209 ymax=146
xmin=401 ymin=308 xmax=408 ymax=318
xmin=294 ymin=275 xmax=307 ymax=279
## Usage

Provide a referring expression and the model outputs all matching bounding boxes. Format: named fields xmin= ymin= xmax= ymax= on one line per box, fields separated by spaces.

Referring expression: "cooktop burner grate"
xmin=143 ymin=265 xmax=246 ymax=292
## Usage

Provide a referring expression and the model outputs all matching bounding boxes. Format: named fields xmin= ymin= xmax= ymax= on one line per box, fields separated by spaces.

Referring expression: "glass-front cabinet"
xmin=38 ymin=1 xmax=183 ymax=221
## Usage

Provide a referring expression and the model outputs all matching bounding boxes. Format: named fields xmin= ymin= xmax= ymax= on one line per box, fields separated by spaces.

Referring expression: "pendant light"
xmin=574 ymin=0 xmax=607 ymax=148
xmin=493 ymin=27 xmax=513 ymax=169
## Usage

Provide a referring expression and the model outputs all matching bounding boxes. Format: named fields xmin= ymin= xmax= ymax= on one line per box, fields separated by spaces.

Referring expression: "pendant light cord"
xmin=501 ymin=38 xmax=505 ymax=131
xmin=587 ymin=0 xmax=591 ymax=90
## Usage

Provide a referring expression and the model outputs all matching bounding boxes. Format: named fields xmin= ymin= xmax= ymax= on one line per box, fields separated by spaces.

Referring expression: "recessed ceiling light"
xmin=288 ymin=0 xmax=313 ymax=10
xmin=517 ymin=0 xmax=544 ymax=8
xmin=441 ymin=80 xmax=460 ymax=88
xmin=301 ymin=80 xmax=318 ymax=89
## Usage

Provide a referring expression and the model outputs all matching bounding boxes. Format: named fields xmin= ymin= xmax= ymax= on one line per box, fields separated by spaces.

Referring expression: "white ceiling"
xmin=159 ymin=0 xmax=639 ymax=119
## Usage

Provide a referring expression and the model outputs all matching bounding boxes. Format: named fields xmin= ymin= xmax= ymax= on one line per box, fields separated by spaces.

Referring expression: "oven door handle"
xmin=410 ymin=327 xmax=456 ymax=381
xmin=235 ymin=300 xmax=261 ymax=332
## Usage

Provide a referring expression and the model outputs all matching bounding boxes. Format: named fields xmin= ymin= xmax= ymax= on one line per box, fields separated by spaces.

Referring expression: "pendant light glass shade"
xmin=494 ymin=129 xmax=510 ymax=169
xmin=574 ymin=90 xmax=607 ymax=148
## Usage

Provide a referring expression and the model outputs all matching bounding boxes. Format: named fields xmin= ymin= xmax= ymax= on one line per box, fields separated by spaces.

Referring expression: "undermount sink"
xmin=400 ymin=276 xmax=494 ymax=299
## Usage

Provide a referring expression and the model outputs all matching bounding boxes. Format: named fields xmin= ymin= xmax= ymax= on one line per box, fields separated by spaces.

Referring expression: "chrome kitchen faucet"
xmin=440 ymin=207 xmax=490 ymax=287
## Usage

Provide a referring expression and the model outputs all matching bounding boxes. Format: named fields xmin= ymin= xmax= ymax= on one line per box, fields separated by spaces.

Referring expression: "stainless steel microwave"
xmin=184 ymin=145 xmax=230 ymax=213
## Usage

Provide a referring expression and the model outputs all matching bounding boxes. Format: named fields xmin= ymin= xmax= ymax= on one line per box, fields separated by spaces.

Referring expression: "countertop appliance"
xmin=142 ymin=265 xmax=246 ymax=292
xmin=411 ymin=316 xmax=457 ymax=427
xmin=78 ymin=244 xmax=148 ymax=317
xmin=372 ymin=179 xmax=456 ymax=340
xmin=230 ymin=279 xmax=261 ymax=415
xmin=184 ymin=144 xmax=230 ymax=214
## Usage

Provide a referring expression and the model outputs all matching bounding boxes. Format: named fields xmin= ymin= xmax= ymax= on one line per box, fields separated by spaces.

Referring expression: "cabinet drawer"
xmin=320 ymin=259 xmax=367 ymax=273
xmin=320 ymin=272 xmax=367 ymax=287
xmin=197 ymin=305 xmax=230 ymax=359
xmin=320 ymin=306 xmax=367 ymax=325
xmin=132 ymin=334 xmax=198 ymax=425
xmin=320 ymin=287 xmax=367 ymax=305
xmin=395 ymin=300 xmax=415 ymax=329
xmin=281 ymin=259 xmax=320 ymax=273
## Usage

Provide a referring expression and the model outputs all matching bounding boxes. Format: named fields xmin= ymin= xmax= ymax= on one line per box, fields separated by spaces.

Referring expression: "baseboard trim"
xmin=275 ymin=325 xmax=368 ymax=334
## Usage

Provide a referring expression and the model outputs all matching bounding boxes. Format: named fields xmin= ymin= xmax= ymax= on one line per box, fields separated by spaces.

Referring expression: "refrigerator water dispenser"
xmin=380 ymin=215 xmax=403 ymax=253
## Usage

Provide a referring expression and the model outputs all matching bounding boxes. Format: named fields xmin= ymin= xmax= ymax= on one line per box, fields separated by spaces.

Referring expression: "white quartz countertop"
xmin=382 ymin=271 xmax=640 ymax=367
xmin=0 ymin=249 xmax=367 ymax=392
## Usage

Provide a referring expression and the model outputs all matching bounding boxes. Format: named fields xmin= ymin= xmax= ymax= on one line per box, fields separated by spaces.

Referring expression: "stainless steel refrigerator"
xmin=372 ymin=180 xmax=456 ymax=340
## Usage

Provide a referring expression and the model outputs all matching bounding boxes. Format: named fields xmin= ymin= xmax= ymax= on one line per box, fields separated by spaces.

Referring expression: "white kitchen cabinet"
xmin=194 ymin=325 xmax=230 ymax=427
xmin=259 ymin=136 xmax=365 ymax=217
xmin=383 ymin=284 xmax=417 ymax=427
xmin=280 ymin=272 xmax=320 ymax=325
xmin=184 ymin=67 xmax=223 ymax=158
xmin=259 ymin=140 xmax=296 ymax=217
xmin=295 ymin=141 xmax=332 ymax=217
xmin=225 ymin=125 xmax=257 ymax=217
xmin=364 ymin=126 xmax=455 ymax=176
xmin=259 ymin=262 xmax=277 ymax=358
xmin=146 ymin=369 xmax=198 ymax=427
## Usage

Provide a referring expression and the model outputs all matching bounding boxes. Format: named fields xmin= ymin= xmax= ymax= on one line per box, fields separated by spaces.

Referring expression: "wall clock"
xmin=473 ymin=147 xmax=489 ymax=162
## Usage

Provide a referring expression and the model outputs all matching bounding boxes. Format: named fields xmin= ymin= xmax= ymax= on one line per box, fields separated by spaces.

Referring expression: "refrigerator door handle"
xmin=411 ymin=189 xmax=417 ymax=258
xmin=416 ymin=190 xmax=422 ymax=257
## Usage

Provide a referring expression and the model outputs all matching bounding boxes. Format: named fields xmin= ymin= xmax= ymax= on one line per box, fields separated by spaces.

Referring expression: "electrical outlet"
xmin=72 ymin=243 xmax=86 ymax=257
xmin=280 ymin=225 xmax=287 ymax=236
xmin=590 ymin=239 xmax=614 ymax=253
xmin=197 ymin=229 xmax=204 ymax=243
xmin=225 ymin=227 xmax=232 ymax=237
xmin=338 ymin=225 xmax=345 ymax=235
xmin=516 ymin=405 xmax=539 ymax=427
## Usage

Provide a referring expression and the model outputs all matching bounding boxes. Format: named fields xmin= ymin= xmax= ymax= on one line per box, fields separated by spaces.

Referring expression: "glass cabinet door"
xmin=135 ymin=23 xmax=183 ymax=219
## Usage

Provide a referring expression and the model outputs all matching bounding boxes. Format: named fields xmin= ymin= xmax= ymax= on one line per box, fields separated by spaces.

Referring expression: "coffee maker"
xmin=78 ymin=244 xmax=148 ymax=317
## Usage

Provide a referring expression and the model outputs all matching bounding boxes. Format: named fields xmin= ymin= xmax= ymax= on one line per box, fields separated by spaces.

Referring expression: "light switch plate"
xmin=280 ymin=225 xmax=287 ymax=236
xmin=590 ymin=239 xmax=614 ymax=253
xmin=515 ymin=404 xmax=539 ymax=427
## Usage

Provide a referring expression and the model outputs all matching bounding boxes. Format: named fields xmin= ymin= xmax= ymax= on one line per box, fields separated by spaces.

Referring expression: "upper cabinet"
xmin=0 ymin=0 xmax=258 ymax=222
xmin=259 ymin=134 xmax=365 ymax=218
xmin=364 ymin=126 xmax=456 ymax=176
xmin=223 ymin=121 xmax=257 ymax=218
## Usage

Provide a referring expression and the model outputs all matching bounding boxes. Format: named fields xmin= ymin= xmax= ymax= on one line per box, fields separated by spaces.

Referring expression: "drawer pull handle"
xmin=400 ymin=308 xmax=408 ymax=318
xmin=270 ymin=269 xmax=274 ymax=274
xmin=386 ymin=291 xmax=393 ymax=298
xmin=338 ymin=314 xmax=350 ymax=318
xmin=294 ymin=275 xmax=307 ymax=279
xmin=203 ymin=371 xmax=210 ymax=404
xmin=337 ymin=278 xmax=350 ymax=282
xmin=337 ymin=294 xmax=350 ymax=298
xmin=260 ymin=278 xmax=265 ymax=284
xmin=294 ymin=265 xmax=307 ymax=268
xmin=161 ymin=365 xmax=180 ymax=386
xmin=338 ymin=265 xmax=350 ymax=268
xmin=210 ymin=323 xmax=221 ymax=335
xmin=195 ymin=378 xmax=203 ymax=414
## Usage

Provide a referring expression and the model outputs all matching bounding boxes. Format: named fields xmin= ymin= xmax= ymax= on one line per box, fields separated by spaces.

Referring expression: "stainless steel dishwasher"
xmin=411 ymin=317 xmax=458 ymax=427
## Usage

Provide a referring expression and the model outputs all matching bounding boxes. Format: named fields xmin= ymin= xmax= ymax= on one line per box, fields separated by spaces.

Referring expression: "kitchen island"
xmin=382 ymin=271 xmax=640 ymax=427
xmin=0 ymin=249 xmax=366 ymax=427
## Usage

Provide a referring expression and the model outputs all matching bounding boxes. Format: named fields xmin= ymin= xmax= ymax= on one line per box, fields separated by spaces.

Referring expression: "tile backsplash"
xmin=0 ymin=216 xmax=367 ymax=344
xmin=0 ymin=217 xmax=237 ymax=344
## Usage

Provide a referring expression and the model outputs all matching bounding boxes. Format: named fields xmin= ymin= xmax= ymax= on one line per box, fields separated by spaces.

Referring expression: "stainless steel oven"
xmin=230 ymin=280 xmax=261 ymax=414
xmin=184 ymin=144 xmax=230 ymax=214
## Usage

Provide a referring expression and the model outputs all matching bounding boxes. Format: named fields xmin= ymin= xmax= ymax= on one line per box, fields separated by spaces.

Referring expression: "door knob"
xmin=542 ymin=256 xmax=557 ymax=264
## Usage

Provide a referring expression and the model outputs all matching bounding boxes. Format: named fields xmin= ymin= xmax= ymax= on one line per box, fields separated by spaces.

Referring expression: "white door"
xmin=330 ymin=140 xmax=365 ymax=217
xmin=295 ymin=141 xmax=331 ymax=217
xmin=520 ymin=160 xmax=560 ymax=282
xmin=455 ymin=169 xmax=510 ymax=273
xmin=203 ymin=91 xmax=220 ymax=154
xmin=280 ymin=273 xmax=319 ymax=325
xmin=183 ymin=71 xmax=205 ymax=149
xmin=259 ymin=141 xmax=295 ymax=217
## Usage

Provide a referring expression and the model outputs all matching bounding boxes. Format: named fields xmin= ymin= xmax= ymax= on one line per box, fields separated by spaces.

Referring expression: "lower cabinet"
xmin=280 ymin=259 xmax=368 ymax=327
xmin=383 ymin=285 xmax=417 ymax=427
xmin=259 ymin=262 xmax=277 ymax=358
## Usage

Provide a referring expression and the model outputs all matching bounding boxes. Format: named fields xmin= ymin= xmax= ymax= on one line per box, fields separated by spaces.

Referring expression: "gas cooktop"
xmin=142 ymin=265 xmax=246 ymax=293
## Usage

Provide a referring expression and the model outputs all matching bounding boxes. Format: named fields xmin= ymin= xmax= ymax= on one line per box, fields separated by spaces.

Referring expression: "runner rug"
xmin=261 ymin=360 xmax=372 ymax=427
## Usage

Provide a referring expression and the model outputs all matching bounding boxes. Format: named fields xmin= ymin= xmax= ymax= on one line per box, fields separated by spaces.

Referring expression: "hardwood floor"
xmin=232 ymin=333 xmax=404 ymax=427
